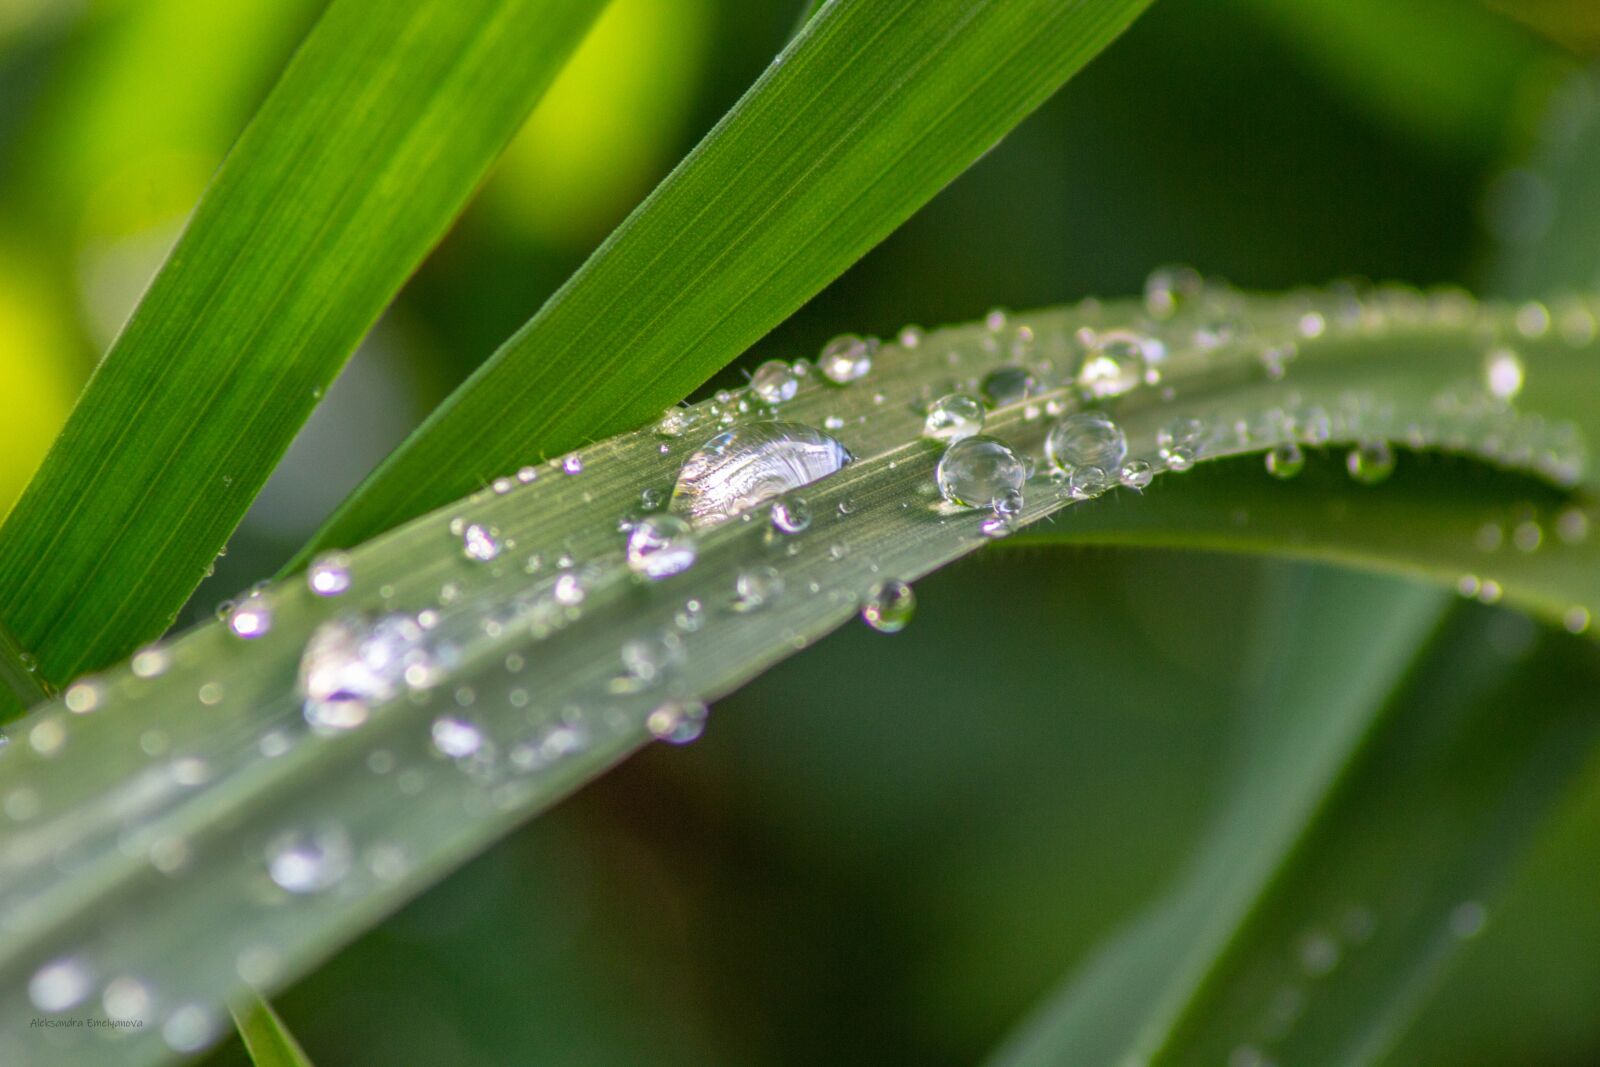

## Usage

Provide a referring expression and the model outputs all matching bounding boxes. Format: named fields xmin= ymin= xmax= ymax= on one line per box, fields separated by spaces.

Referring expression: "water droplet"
xmin=162 ymin=1003 xmax=219 ymax=1053
xmin=819 ymin=334 xmax=877 ymax=384
xmin=751 ymin=359 xmax=798 ymax=404
xmin=1485 ymin=347 xmax=1524 ymax=401
xmin=861 ymin=580 xmax=915 ymax=633
xmin=64 ymin=679 xmax=101 ymax=714
xmin=1563 ymin=606 xmax=1591 ymax=634
xmin=898 ymin=324 xmax=925 ymax=348
xmin=553 ymin=572 xmax=587 ymax=606
xmin=672 ymin=422 xmax=852 ymax=524
xmin=1144 ymin=264 xmax=1202 ymax=318
xmin=431 ymin=715 xmax=484 ymax=759
xmin=131 ymin=645 xmax=171 ymax=679
xmin=461 ymin=523 xmax=501 ymax=562
xmin=1077 ymin=330 xmax=1157 ymax=398
xmin=1512 ymin=519 xmax=1543 ymax=552
xmin=770 ymin=495 xmax=813 ymax=534
xmin=29 ymin=956 xmax=92 ymax=1012
xmin=626 ymin=514 xmax=699 ymax=580
xmin=102 ymin=975 xmax=154 ymax=1022
xmin=1347 ymin=441 xmax=1396 ymax=485
xmin=308 ymin=552 xmax=352 ymax=596
xmin=1266 ymin=442 xmax=1305 ymax=479
xmin=647 ymin=700 xmax=709 ymax=744
xmin=1157 ymin=417 xmax=1204 ymax=471
xmin=227 ymin=593 xmax=272 ymax=639
xmin=732 ymin=566 xmax=785 ymax=612
xmin=980 ymin=365 xmax=1033 ymax=407
xmin=300 ymin=614 xmax=429 ymax=732
xmin=1067 ymin=465 xmax=1110 ymax=499
xmin=923 ymin=393 xmax=986 ymax=442
xmin=562 ymin=454 xmax=584 ymax=475
xmin=656 ymin=407 xmax=696 ymax=437
xmin=1046 ymin=412 xmax=1128 ymax=473
xmin=267 ymin=825 xmax=352 ymax=894
xmin=1556 ymin=507 xmax=1589 ymax=544
xmin=936 ymin=436 xmax=1026 ymax=509
xmin=1118 ymin=459 xmax=1154 ymax=489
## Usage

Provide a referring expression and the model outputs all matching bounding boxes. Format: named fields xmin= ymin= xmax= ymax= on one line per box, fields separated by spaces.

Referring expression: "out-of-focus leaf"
xmin=298 ymin=0 xmax=1157 ymax=559
xmin=0 ymin=0 xmax=607 ymax=715
xmin=231 ymin=993 xmax=315 ymax=1067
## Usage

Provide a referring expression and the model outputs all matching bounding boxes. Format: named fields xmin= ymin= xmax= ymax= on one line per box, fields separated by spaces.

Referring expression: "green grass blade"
xmin=297 ymin=0 xmax=1157 ymax=560
xmin=231 ymin=993 xmax=315 ymax=1067
xmin=0 ymin=0 xmax=607 ymax=710
xmin=0 ymin=287 xmax=1591 ymax=1065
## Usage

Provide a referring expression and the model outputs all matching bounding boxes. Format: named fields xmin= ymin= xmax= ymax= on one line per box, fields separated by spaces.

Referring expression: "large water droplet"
xmin=672 ymin=422 xmax=852 ymax=524
xmin=1045 ymin=412 xmax=1127 ymax=473
xmin=819 ymin=334 xmax=877 ymax=384
xmin=626 ymin=514 xmax=699 ymax=580
xmin=1347 ymin=440 xmax=1396 ymax=484
xmin=751 ymin=359 xmax=798 ymax=404
xmin=299 ymin=614 xmax=430 ymax=732
xmin=936 ymin=436 xmax=1026 ymax=509
xmin=861 ymin=580 xmax=915 ymax=633
xmin=923 ymin=393 xmax=985 ymax=442
xmin=267 ymin=825 xmax=352 ymax=894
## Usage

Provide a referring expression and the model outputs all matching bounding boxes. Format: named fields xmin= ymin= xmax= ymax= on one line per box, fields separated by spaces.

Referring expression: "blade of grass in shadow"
xmin=231 ymin=993 xmax=314 ymax=1067
xmin=0 ymin=0 xmax=608 ymax=713
xmin=0 ymin=286 xmax=1594 ymax=1065
xmin=296 ymin=0 xmax=1158 ymax=561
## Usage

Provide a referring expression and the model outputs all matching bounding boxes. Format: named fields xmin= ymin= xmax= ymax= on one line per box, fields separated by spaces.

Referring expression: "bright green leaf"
xmin=231 ymin=993 xmax=315 ymax=1067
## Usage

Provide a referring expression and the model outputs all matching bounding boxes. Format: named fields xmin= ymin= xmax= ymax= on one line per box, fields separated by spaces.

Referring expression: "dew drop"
xmin=227 ymin=593 xmax=272 ymax=639
xmin=267 ymin=825 xmax=352 ymax=894
xmin=980 ymin=365 xmax=1034 ymax=407
xmin=861 ymin=579 xmax=915 ymax=633
xmin=751 ymin=359 xmax=798 ymax=404
xmin=1067 ymin=465 xmax=1110 ymax=499
xmin=734 ymin=566 xmax=785 ymax=612
xmin=626 ymin=514 xmax=699 ymax=580
xmin=819 ymin=334 xmax=877 ymax=384
xmin=1045 ymin=412 xmax=1128 ymax=473
xmin=656 ymin=407 xmax=696 ymax=438
xmin=562 ymin=454 xmax=584 ymax=475
xmin=431 ymin=715 xmax=484 ymax=759
xmin=461 ymin=523 xmax=501 ymax=563
xmin=300 ymin=614 xmax=429 ymax=732
xmin=923 ymin=393 xmax=986 ymax=442
xmin=647 ymin=700 xmax=709 ymax=744
xmin=1266 ymin=442 xmax=1306 ymax=479
xmin=162 ymin=1003 xmax=220 ymax=1053
xmin=1485 ymin=347 xmax=1524 ymax=401
xmin=1076 ymin=329 xmax=1157 ymax=398
xmin=672 ymin=422 xmax=852 ymax=524
xmin=1118 ymin=459 xmax=1154 ymax=490
xmin=307 ymin=552 xmax=352 ymax=596
xmin=936 ymin=436 xmax=1026 ymax=509
xmin=29 ymin=956 xmax=92 ymax=1012
xmin=1156 ymin=417 xmax=1204 ymax=471
xmin=770 ymin=494 xmax=813 ymax=534
xmin=102 ymin=975 xmax=154 ymax=1023
xmin=1347 ymin=441 xmax=1396 ymax=485
xmin=131 ymin=645 xmax=171 ymax=679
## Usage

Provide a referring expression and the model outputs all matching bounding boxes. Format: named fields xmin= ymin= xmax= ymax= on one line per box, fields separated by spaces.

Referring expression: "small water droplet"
xmin=1485 ymin=347 xmax=1524 ymax=401
xmin=770 ymin=495 xmax=813 ymax=534
xmin=861 ymin=580 xmax=915 ymax=633
xmin=131 ymin=645 xmax=171 ymax=679
xmin=626 ymin=514 xmax=699 ymax=579
xmin=308 ymin=552 xmax=352 ymax=596
xmin=1157 ymin=417 xmax=1204 ymax=472
xmin=300 ymin=614 xmax=429 ymax=732
xmin=1046 ymin=412 xmax=1128 ymax=473
xmin=1347 ymin=441 xmax=1396 ymax=485
xmin=923 ymin=393 xmax=985 ymax=442
xmin=553 ymin=572 xmax=587 ymax=606
xmin=431 ymin=715 xmax=484 ymax=759
xmin=562 ymin=454 xmax=584 ymax=475
xmin=819 ymin=334 xmax=877 ymax=384
xmin=1563 ymin=606 xmax=1591 ymax=634
xmin=734 ymin=566 xmax=784 ymax=612
xmin=162 ymin=1003 xmax=220 ymax=1053
xmin=1076 ymin=329 xmax=1157 ymax=398
xmin=227 ymin=593 xmax=272 ymax=639
xmin=980 ymin=365 xmax=1033 ymax=407
xmin=1266 ymin=442 xmax=1305 ymax=479
xmin=647 ymin=699 xmax=709 ymax=744
xmin=1067 ymin=465 xmax=1110 ymax=499
xmin=461 ymin=523 xmax=501 ymax=562
xmin=751 ymin=359 xmax=798 ymax=404
xmin=1449 ymin=900 xmax=1487 ymax=939
xmin=673 ymin=422 xmax=852 ymax=524
xmin=936 ymin=436 xmax=1026 ymax=509
xmin=267 ymin=825 xmax=352 ymax=894
xmin=63 ymin=679 xmax=101 ymax=714
xmin=29 ymin=956 xmax=92 ymax=1012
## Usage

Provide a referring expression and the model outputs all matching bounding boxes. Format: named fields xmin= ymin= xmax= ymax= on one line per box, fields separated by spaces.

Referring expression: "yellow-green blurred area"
xmin=3 ymin=1 xmax=1600 ymax=1064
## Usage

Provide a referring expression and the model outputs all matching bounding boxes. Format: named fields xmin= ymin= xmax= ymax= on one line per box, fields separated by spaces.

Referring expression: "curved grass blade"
xmin=231 ymin=993 xmax=314 ymax=1067
xmin=0 ymin=287 xmax=1591 ymax=1065
xmin=0 ymin=0 xmax=608 ymax=713
xmin=297 ymin=0 xmax=1158 ymax=559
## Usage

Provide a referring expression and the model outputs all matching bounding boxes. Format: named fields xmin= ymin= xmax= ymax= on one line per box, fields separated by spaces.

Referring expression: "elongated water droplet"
xmin=861 ymin=580 xmax=915 ymax=633
xmin=1347 ymin=440 xmax=1396 ymax=484
xmin=923 ymin=393 xmax=985 ymax=442
xmin=1045 ymin=412 xmax=1127 ymax=473
xmin=626 ymin=514 xmax=699 ymax=579
xmin=936 ymin=436 xmax=1025 ymax=509
xmin=1266 ymin=442 xmax=1305 ymax=479
xmin=751 ymin=359 xmax=798 ymax=404
xmin=672 ymin=422 xmax=852 ymax=524
xmin=819 ymin=335 xmax=877 ymax=384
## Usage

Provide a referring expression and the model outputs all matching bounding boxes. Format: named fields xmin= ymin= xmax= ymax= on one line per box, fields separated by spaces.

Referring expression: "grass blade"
xmin=0 ymin=0 xmax=608 ymax=711
xmin=297 ymin=0 xmax=1157 ymax=558
xmin=231 ymin=993 xmax=315 ymax=1067
xmin=0 ymin=286 xmax=1591 ymax=1064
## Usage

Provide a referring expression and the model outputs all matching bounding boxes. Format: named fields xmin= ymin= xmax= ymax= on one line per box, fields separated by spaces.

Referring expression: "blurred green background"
xmin=2 ymin=0 xmax=1598 ymax=1063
